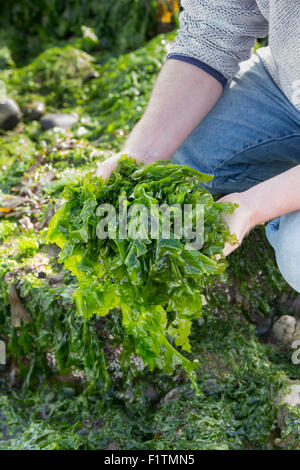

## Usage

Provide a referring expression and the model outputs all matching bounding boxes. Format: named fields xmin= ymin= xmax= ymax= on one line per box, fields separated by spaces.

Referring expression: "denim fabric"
xmin=172 ymin=53 xmax=300 ymax=292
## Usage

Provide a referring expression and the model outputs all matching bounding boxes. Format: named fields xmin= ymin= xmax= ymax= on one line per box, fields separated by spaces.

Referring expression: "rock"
xmin=0 ymin=98 xmax=22 ymax=130
xmin=280 ymin=292 xmax=289 ymax=304
xmin=24 ymin=101 xmax=45 ymax=121
xmin=107 ymin=441 xmax=120 ymax=450
xmin=275 ymin=382 xmax=300 ymax=448
xmin=8 ymin=284 xmax=31 ymax=328
xmin=19 ymin=216 xmax=34 ymax=231
xmin=162 ymin=388 xmax=179 ymax=404
xmin=81 ymin=26 xmax=99 ymax=50
xmin=82 ymin=70 xmax=99 ymax=83
xmin=40 ymin=244 xmax=61 ymax=258
xmin=255 ymin=316 xmax=273 ymax=338
xmin=47 ymin=271 xmax=65 ymax=286
xmin=37 ymin=201 xmax=55 ymax=230
xmin=291 ymin=295 xmax=300 ymax=318
xmin=40 ymin=113 xmax=78 ymax=131
xmin=144 ymin=383 xmax=159 ymax=401
xmin=202 ymin=379 xmax=223 ymax=396
xmin=39 ymin=405 xmax=50 ymax=420
xmin=0 ymin=46 xmax=15 ymax=70
xmin=4 ymin=271 xmax=15 ymax=284
xmin=271 ymin=315 xmax=300 ymax=344
xmin=276 ymin=382 xmax=300 ymax=428
xmin=0 ymin=194 xmax=35 ymax=218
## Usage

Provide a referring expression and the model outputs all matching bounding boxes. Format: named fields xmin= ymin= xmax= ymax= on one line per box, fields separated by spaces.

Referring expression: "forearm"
xmin=122 ymin=59 xmax=223 ymax=163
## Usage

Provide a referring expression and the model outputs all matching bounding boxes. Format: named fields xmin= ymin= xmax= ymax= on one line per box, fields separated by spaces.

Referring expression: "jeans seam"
xmin=213 ymin=132 xmax=300 ymax=172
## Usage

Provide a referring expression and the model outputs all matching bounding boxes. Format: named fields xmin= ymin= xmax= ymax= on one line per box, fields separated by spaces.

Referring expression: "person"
xmin=96 ymin=0 xmax=300 ymax=293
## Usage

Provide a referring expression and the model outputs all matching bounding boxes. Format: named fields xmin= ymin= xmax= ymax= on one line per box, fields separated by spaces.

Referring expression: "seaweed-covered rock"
xmin=6 ymin=46 xmax=96 ymax=108
xmin=0 ymin=97 xmax=21 ymax=130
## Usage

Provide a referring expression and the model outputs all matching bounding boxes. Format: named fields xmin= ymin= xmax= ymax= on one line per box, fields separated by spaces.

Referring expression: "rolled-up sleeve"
xmin=166 ymin=0 xmax=269 ymax=87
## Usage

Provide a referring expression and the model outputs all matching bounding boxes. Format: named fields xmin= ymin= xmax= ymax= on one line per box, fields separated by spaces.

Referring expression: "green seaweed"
xmin=47 ymin=157 xmax=236 ymax=377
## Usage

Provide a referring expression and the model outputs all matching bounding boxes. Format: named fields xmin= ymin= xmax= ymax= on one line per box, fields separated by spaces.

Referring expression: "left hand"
xmin=218 ymin=192 xmax=256 ymax=257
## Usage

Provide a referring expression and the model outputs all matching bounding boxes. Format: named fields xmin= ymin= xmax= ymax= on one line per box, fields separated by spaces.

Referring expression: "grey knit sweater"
xmin=166 ymin=0 xmax=300 ymax=111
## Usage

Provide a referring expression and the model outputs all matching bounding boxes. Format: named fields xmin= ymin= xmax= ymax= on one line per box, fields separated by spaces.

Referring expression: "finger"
xmin=95 ymin=160 xmax=112 ymax=179
xmin=214 ymin=241 xmax=237 ymax=261
xmin=95 ymin=154 xmax=120 ymax=179
xmin=222 ymin=240 xmax=240 ymax=257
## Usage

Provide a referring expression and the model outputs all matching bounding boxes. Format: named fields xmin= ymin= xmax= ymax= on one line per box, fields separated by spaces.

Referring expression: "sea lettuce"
xmin=48 ymin=157 xmax=236 ymax=378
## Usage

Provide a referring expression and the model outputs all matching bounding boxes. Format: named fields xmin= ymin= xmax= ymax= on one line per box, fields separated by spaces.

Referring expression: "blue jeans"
xmin=172 ymin=52 xmax=300 ymax=292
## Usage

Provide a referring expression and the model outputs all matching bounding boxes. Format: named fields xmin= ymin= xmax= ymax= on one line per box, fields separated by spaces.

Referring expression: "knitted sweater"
xmin=166 ymin=0 xmax=300 ymax=111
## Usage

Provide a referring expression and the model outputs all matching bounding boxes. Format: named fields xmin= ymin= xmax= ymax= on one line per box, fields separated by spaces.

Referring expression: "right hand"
xmin=95 ymin=153 xmax=122 ymax=179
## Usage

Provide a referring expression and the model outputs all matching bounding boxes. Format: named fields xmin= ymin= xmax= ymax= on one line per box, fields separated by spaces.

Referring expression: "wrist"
xmin=219 ymin=191 xmax=258 ymax=242
xmin=235 ymin=190 xmax=259 ymax=232
xmin=121 ymin=117 xmax=171 ymax=164
xmin=121 ymin=146 xmax=162 ymax=165
xmin=241 ymin=187 xmax=266 ymax=229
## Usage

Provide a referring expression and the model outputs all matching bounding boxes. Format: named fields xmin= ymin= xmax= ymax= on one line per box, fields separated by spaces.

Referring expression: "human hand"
xmin=218 ymin=192 xmax=257 ymax=257
xmin=95 ymin=153 xmax=122 ymax=179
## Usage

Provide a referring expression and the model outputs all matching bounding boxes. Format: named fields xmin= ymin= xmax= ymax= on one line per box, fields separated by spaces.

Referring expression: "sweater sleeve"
xmin=166 ymin=0 xmax=269 ymax=87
